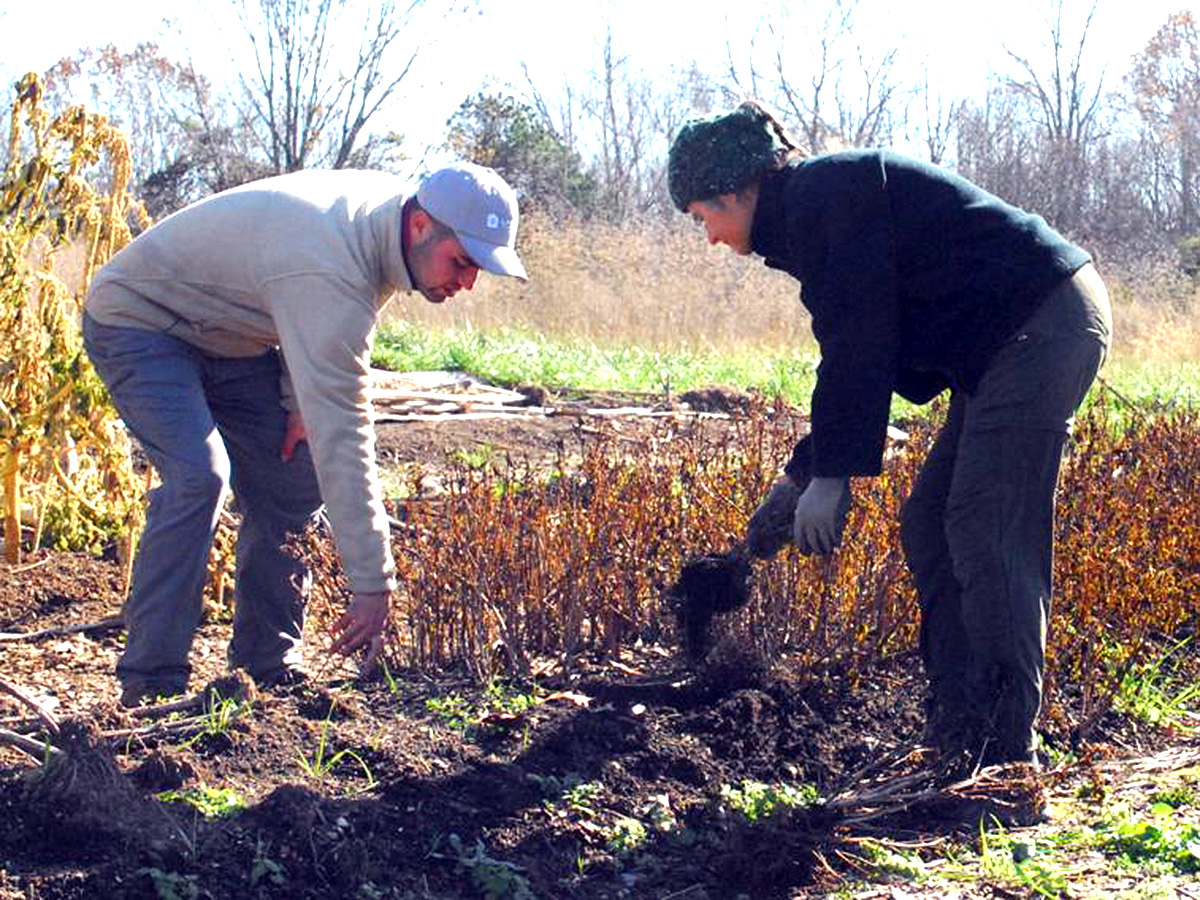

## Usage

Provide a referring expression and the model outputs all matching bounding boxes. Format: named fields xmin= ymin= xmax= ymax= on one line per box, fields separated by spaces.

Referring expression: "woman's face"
xmin=686 ymin=188 xmax=758 ymax=255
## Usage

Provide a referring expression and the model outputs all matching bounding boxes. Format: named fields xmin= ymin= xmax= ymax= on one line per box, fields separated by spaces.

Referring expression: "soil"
xmin=1 ymin=397 xmax=1197 ymax=900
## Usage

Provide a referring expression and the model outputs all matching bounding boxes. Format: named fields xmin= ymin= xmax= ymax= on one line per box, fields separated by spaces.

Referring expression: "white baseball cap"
xmin=417 ymin=162 xmax=527 ymax=281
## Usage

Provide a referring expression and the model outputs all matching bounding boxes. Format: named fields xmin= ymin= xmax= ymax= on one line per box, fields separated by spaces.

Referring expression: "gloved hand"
xmin=792 ymin=477 xmax=851 ymax=555
xmin=746 ymin=475 xmax=802 ymax=559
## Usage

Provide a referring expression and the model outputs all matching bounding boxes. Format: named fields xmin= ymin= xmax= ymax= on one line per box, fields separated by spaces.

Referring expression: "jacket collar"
xmin=750 ymin=165 xmax=795 ymax=268
xmin=370 ymin=191 xmax=415 ymax=301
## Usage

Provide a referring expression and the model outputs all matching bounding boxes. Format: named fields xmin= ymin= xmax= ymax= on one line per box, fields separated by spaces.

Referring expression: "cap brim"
xmin=459 ymin=234 xmax=527 ymax=281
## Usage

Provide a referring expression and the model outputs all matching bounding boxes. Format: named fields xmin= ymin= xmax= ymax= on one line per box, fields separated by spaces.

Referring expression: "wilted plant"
xmin=300 ymin=393 xmax=1200 ymax=744
xmin=1 ymin=73 xmax=145 ymax=564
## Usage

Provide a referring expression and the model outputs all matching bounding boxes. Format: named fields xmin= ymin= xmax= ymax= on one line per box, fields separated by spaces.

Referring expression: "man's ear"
xmin=406 ymin=207 xmax=435 ymax=244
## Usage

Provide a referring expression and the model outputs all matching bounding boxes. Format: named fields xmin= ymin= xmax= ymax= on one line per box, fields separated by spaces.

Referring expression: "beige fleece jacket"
xmin=87 ymin=169 xmax=417 ymax=595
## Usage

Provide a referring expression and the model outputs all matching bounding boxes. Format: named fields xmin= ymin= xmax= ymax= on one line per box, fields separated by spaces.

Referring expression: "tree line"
xmin=6 ymin=0 xmax=1199 ymax=269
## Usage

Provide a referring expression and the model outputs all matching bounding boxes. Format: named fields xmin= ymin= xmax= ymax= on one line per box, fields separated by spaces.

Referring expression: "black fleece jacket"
xmin=752 ymin=150 xmax=1091 ymax=480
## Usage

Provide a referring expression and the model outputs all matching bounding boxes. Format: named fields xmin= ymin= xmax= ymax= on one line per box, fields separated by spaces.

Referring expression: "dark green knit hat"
xmin=668 ymin=102 xmax=787 ymax=211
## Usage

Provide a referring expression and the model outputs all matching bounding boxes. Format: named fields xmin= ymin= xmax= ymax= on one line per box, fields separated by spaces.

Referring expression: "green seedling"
xmin=1115 ymin=637 xmax=1200 ymax=730
xmin=156 ymin=784 xmax=246 ymax=819
xmin=296 ymin=708 xmax=376 ymax=789
xmin=137 ymin=867 xmax=200 ymax=900
xmin=434 ymin=833 xmax=534 ymax=900
xmin=605 ymin=815 xmax=648 ymax=857
xmin=176 ymin=691 xmax=247 ymax=751
xmin=718 ymin=779 xmax=819 ymax=823
xmin=1096 ymin=806 xmax=1200 ymax=874
xmin=249 ymin=837 xmax=287 ymax=889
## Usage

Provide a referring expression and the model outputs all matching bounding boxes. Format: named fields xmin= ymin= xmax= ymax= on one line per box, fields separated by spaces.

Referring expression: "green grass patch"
xmin=373 ymin=322 xmax=819 ymax=404
xmin=373 ymin=323 xmax=1200 ymax=420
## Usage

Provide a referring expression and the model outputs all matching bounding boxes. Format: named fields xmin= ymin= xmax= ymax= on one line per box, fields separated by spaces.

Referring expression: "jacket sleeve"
xmin=266 ymin=272 xmax=396 ymax=596
xmin=788 ymin=158 xmax=899 ymax=477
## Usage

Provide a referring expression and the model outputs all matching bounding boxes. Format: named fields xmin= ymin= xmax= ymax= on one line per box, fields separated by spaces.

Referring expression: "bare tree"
xmin=235 ymin=0 xmax=469 ymax=173
xmin=517 ymin=29 xmax=711 ymax=220
xmin=1001 ymin=0 xmax=1108 ymax=146
xmin=910 ymin=67 xmax=963 ymax=165
xmin=1128 ymin=11 xmax=1200 ymax=234
xmin=993 ymin=0 xmax=1112 ymax=232
xmin=721 ymin=0 xmax=906 ymax=153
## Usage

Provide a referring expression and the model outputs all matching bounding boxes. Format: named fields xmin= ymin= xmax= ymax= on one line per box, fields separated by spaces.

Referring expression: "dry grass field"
xmin=383 ymin=210 xmax=1200 ymax=362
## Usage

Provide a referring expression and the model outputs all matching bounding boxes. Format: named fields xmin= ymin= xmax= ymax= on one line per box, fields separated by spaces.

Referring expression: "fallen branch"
xmin=0 ymin=675 xmax=60 ymax=733
xmin=0 ymin=615 xmax=124 ymax=643
xmin=0 ymin=727 xmax=64 ymax=762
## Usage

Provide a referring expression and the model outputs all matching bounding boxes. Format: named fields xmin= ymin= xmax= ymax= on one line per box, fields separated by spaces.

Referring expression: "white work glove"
xmin=746 ymin=475 xmax=802 ymax=559
xmin=792 ymin=477 xmax=851 ymax=556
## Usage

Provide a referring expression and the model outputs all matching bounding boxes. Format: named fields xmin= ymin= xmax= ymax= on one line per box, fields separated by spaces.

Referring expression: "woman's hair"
xmin=741 ymin=99 xmax=806 ymax=163
xmin=667 ymin=99 xmax=806 ymax=211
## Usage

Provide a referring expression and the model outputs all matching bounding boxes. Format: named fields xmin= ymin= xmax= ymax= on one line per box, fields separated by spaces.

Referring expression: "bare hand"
xmin=281 ymin=410 xmax=307 ymax=462
xmin=330 ymin=591 xmax=389 ymax=669
xmin=792 ymin=477 xmax=851 ymax=555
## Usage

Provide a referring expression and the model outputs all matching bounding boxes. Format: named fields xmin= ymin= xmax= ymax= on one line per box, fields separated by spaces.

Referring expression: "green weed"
xmin=1095 ymin=806 xmax=1200 ymax=873
xmin=718 ymin=779 xmax=819 ymax=823
xmin=249 ymin=837 xmax=287 ymax=889
xmin=137 ymin=867 xmax=200 ymax=900
xmin=605 ymin=815 xmax=648 ymax=856
xmin=1115 ymin=637 xmax=1200 ymax=730
xmin=855 ymin=839 xmax=925 ymax=880
xmin=435 ymin=833 xmax=534 ymax=900
xmin=975 ymin=823 xmax=1071 ymax=898
xmin=155 ymin=784 xmax=246 ymax=819
xmin=425 ymin=683 xmax=543 ymax=739
xmin=296 ymin=709 xmax=376 ymax=789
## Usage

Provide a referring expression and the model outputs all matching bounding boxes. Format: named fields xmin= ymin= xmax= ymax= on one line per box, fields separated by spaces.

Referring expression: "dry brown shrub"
xmin=299 ymin=397 xmax=1200 ymax=743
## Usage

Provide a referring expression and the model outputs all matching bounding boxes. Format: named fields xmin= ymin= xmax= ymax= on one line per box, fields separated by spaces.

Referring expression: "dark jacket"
xmin=753 ymin=150 xmax=1091 ymax=479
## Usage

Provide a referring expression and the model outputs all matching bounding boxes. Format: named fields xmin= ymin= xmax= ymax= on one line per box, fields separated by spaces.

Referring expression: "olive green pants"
xmin=899 ymin=264 xmax=1111 ymax=762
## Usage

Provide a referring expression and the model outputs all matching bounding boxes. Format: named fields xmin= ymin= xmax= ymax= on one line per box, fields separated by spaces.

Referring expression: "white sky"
xmin=1 ymin=0 xmax=1194 ymax=161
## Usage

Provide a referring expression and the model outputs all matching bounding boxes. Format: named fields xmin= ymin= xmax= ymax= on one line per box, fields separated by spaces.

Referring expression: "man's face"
xmin=407 ymin=225 xmax=481 ymax=304
xmin=686 ymin=191 xmax=757 ymax=256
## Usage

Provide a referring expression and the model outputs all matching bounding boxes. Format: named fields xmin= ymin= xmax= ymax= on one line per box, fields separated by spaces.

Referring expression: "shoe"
xmin=252 ymin=666 xmax=308 ymax=690
xmin=120 ymin=679 xmax=187 ymax=709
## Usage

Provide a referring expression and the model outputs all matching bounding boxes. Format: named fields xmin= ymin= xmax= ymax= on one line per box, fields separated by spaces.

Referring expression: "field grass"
xmin=372 ymin=320 xmax=1200 ymax=422
xmin=375 ymin=209 xmax=1200 ymax=411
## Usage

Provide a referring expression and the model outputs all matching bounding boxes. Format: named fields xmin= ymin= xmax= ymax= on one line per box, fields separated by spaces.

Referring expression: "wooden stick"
xmin=369 ymin=387 xmax=528 ymax=405
xmin=0 ymin=727 xmax=63 ymax=761
xmin=0 ymin=615 xmax=124 ymax=643
xmin=0 ymin=675 xmax=60 ymax=734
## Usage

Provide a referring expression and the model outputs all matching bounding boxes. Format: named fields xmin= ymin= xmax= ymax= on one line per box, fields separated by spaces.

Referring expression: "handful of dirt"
xmin=669 ymin=547 xmax=752 ymax=662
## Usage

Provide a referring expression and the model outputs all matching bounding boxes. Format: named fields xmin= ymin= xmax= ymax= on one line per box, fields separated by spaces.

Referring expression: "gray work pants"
xmin=82 ymin=315 xmax=324 ymax=693
xmin=899 ymin=264 xmax=1111 ymax=761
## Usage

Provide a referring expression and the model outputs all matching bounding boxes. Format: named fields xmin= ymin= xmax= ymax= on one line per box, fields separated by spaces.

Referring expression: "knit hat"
xmin=668 ymin=103 xmax=788 ymax=211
